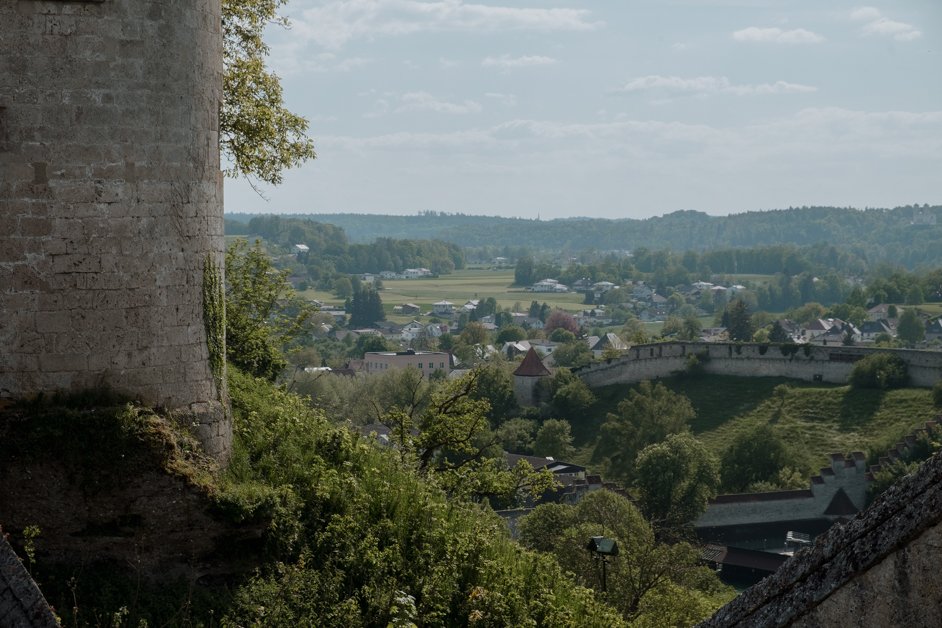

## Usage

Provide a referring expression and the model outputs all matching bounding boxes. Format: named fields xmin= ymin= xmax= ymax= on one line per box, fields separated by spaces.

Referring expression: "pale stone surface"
xmin=0 ymin=531 xmax=58 ymax=628
xmin=577 ymin=342 xmax=942 ymax=389
xmin=0 ymin=0 xmax=230 ymax=459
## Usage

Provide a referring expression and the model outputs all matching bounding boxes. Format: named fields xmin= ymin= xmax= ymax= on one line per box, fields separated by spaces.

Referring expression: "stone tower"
xmin=0 ymin=0 xmax=230 ymax=459
xmin=513 ymin=348 xmax=552 ymax=406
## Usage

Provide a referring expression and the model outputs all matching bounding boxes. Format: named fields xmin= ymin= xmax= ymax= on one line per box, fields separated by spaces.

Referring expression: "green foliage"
xmin=634 ymin=433 xmax=719 ymax=532
xmin=934 ymin=381 xmax=942 ymax=407
xmin=533 ymin=419 xmax=575 ymax=460
xmin=850 ymin=352 xmax=909 ymax=390
xmin=225 ymin=239 xmax=315 ymax=380
xmin=495 ymin=418 xmax=537 ymax=454
xmin=720 ymin=424 xmax=796 ymax=492
xmin=722 ymin=299 xmax=753 ymax=341
xmin=897 ymin=309 xmax=925 ymax=346
xmin=221 ymin=0 xmax=315 ymax=185
xmin=518 ymin=491 xmax=733 ymax=624
xmin=545 ymin=310 xmax=579 ymax=335
xmin=202 ymin=255 xmax=226 ymax=386
xmin=868 ymin=423 xmax=942 ymax=498
xmin=496 ymin=325 xmax=526 ymax=344
xmin=469 ymin=362 xmax=519 ymax=427
xmin=594 ymin=381 xmax=695 ymax=483
xmin=349 ymin=285 xmax=385 ymax=327
xmin=222 ymin=368 xmax=621 ymax=625
xmin=552 ymin=340 xmax=593 ymax=369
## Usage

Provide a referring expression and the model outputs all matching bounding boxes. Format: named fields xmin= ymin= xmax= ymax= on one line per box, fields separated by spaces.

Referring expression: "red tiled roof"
xmin=513 ymin=347 xmax=551 ymax=377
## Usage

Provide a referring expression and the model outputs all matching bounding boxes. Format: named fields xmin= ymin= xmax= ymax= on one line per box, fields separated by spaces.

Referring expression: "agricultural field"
xmin=301 ymin=269 xmax=588 ymax=323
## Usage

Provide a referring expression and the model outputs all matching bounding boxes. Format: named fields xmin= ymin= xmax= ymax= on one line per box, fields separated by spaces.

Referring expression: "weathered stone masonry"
xmin=0 ymin=0 xmax=230 ymax=458
xmin=576 ymin=342 xmax=942 ymax=389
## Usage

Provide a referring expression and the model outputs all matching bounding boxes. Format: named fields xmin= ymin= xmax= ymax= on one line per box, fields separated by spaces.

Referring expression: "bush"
xmin=849 ymin=353 xmax=909 ymax=390
xmin=933 ymin=381 xmax=942 ymax=407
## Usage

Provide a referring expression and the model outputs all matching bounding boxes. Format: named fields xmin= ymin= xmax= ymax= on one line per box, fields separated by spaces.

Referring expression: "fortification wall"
xmin=576 ymin=342 xmax=942 ymax=389
xmin=696 ymin=454 xmax=869 ymax=528
xmin=0 ymin=1 xmax=229 ymax=458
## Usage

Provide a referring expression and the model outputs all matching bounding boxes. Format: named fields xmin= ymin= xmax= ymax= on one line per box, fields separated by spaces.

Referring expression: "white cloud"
xmin=732 ymin=27 xmax=824 ymax=44
xmin=851 ymin=7 xmax=921 ymax=41
xmin=291 ymin=0 xmax=600 ymax=50
xmin=484 ymin=92 xmax=518 ymax=106
xmin=614 ymin=75 xmax=817 ymax=96
xmin=270 ymin=49 xmax=371 ymax=76
xmin=396 ymin=91 xmax=483 ymax=114
xmin=481 ymin=54 xmax=557 ymax=70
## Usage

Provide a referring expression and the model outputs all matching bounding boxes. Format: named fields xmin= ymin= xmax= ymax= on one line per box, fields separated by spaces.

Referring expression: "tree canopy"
xmin=221 ymin=0 xmax=316 ymax=185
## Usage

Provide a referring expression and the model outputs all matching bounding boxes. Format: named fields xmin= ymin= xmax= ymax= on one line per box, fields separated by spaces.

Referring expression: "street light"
xmin=586 ymin=536 xmax=619 ymax=593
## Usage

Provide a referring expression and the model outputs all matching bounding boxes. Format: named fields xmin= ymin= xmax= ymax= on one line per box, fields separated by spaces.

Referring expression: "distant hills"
xmin=227 ymin=205 xmax=942 ymax=268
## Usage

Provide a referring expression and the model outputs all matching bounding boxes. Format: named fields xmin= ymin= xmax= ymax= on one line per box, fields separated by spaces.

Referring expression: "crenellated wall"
xmin=576 ymin=342 xmax=942 ymax=389
xmin=0 ymin=0 xmax=230 ymax=459
xmin=696 ymin=453 xmax=870 ymax=529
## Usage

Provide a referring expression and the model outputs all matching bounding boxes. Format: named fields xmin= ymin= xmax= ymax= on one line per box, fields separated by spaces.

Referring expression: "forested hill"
xmin=228 ymin=205 xmax=942 ymax=268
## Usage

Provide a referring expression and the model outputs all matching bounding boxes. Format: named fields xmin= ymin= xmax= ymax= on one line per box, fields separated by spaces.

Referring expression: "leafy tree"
xmin=897 ymin=309 xmax=925 ymax=346
xmin=544 ymin=309 xmax=580 ymax=335
xmin=332 ymin=276 xmax=353 ymax=299
xmin=849 ymin=352 xmax=909 ymax=389
xmin=225 ymin=239 xmax=314 ymax=380
xmin=552 ymin=340 xmax=593 ymax=369
xmin=533 ymin=419 xmax=575 ymax=460
xmin=722 ymin=299 xmax=754 ymax=341
xmin=349 ymin=286 xmax=385 ymax=327
xmin=594 ymin=381 xmax=695 ymax=482
xmin=549 ymin=327 xmax=576 ymax=343
xmin=906 ymin=284 xmax=925 ymax=305
xmin=459 ymin=321 xmax=489 ymax=347
xmin=468 ymin=362 xmax=518 ymax=426
xmin=518 ymin=491 xmax=733 ymax=623
xmin=496 ymin=418 xmax=537 ymax=454
xmin=515 ymin=257 xmax=535 ymax=286
xmin=681 ymin=313 xmax=703 ymax=341
xmin=350 ymin=334 xmax=393 ymax=358
xmin=634 ymin=433 xmax=719 ymax=532
xmin=769 ymin=320 xmax=790 ymax=343
xmin=222 ymin=0 xmax=316 ymax=185
xmin=720 ymin=424 xmax=795 ymax=492
xmin=496 ymin=325 xmax=526 ymax=344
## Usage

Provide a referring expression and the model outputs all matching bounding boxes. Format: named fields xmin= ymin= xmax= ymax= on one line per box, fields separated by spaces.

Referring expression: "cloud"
xmin=613 ymin=75 xmax=817 ymax=96
xmin=270 ymin=49 xmax=371 ymax=76
xmin=481 ymin=54 xmax=557 ymax=70
xmin=291 ymin=0 xmax=600 ymax=49
xmin=851 ymin=7 xmax=921 ymax=41
xmin=395 ymin=91 xmax=483 ymax=114
xmin=485 ymin=92 xmax=518 ymax=106
xmin=732 ymin=27 xmax=824 ymax=44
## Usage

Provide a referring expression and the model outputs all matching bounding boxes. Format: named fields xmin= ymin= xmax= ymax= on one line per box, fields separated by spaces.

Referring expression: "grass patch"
xmin=575 ymin=374 xmax=938 ymax=477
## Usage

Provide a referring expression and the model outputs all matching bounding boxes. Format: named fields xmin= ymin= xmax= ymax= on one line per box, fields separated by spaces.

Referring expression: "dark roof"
xmin=710 ymin=489 xmax=813 ymax=504
xmin=698 ymin=450 xmax=942 ymax=627
xmin=720 ymin=546 xmax=790 ymax=573
xmin=0 ymin=530 xmax=59 ymax=627
xmin=513 ymin=348 xmax=551 ymax=377
xmin=822 ymin=488 xmax=859 ymax=516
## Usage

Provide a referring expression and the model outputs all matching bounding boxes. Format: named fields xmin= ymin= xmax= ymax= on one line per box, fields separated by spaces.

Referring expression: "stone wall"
xmin=576 ymin=342 xmax=942 ymax=389
xmin=0 ymin=529 xmax=58 ymax=628
xmin=0 ymin=0 xmax=230 ymax=458
xmin=698 ymin=450 xmax=942 ymax=627
xmin=696 ymin=453 xmax=869 ymax=529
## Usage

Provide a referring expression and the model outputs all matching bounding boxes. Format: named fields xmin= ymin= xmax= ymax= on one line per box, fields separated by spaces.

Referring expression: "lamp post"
xmin=586 ymin=535 xmax=619 ymax=593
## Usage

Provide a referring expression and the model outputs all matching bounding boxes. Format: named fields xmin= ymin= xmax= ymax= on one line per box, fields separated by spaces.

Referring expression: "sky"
xmin=224 ymin=0 xmax=942 ymax=220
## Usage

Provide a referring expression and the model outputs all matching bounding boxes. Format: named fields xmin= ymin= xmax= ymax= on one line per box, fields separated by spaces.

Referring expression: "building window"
xmin=429 ymin=363 xmax=433 ymax=369
xmin=418 ymin=363 xmax=423 ymax=368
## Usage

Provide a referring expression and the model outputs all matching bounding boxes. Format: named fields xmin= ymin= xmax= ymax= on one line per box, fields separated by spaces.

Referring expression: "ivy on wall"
xmin=202 ymin=255 xmax=225 ymax=388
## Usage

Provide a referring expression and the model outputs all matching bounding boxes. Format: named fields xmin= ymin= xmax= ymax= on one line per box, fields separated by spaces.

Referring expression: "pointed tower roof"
xmin=514 ymin=347 xmax=551 ymax=377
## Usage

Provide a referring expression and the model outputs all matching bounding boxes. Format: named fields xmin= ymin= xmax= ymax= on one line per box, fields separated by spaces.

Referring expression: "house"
xmin=531 ymin=279 xmax=568 ymax=293
xmin=859 ymin=320 xmax=895 ymax=343
xmin=398 ymin=303 xmax=421 ymax=315
xmin=926 ymin=318 xmax=942 ymax=342
xmin=402 ymin=268 xmax=432 ymax=279
xmin=633 ymin=283 xmax=654 ymax=300
xmin=432 ymin=300 xmax=455 ymax=316
xmin=380 ymin=270 xmax=399 ymax=280
xmin=511 ymin=312 xmax=545 ymax=329
xmin=293 ymin=243 xmax=309 ymax=254
xmin=868 ymin=304 xmax=902 ymax=322
xmin=462 ymin=299 xmax=480 ymax=313
xmin=363 ymin=349 xmax=451 ymax=378
xmin=505 ymin=453 xmax=586 ymax=485
xmin=590 ymin=333 xmax=628 ymax=358
xmin=400 ymin=320 xmax=425 ymax=342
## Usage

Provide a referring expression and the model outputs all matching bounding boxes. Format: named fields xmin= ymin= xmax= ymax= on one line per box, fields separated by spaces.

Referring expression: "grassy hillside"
xmin=576 ymin=375 xmax=939 ymax=477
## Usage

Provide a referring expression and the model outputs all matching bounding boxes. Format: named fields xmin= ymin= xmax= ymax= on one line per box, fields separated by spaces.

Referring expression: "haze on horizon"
xmin=224 ymin=0 xmax=942 ymax=220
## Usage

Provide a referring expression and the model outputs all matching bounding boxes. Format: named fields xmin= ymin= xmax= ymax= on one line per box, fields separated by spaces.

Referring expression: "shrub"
xmin=933 ymin=380 xmax=942 ymax=407
xmin=849 ymin=353 xmax=909 ymax=390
